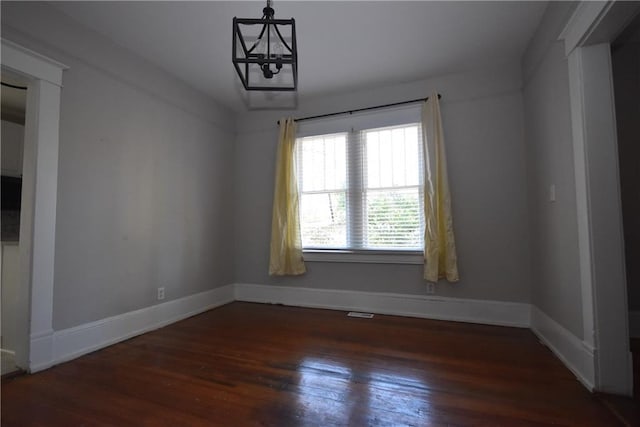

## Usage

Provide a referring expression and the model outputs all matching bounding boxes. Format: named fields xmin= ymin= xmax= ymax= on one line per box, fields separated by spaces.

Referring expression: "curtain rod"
xmin=277 ymin=94 xmax=441 ymax=125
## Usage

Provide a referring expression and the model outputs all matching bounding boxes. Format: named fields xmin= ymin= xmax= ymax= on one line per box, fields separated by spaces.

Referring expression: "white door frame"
xmin=560 ymin=1 xmax=640 ymax=395
xmin=1 ymin=39 xmax=67 ymax=372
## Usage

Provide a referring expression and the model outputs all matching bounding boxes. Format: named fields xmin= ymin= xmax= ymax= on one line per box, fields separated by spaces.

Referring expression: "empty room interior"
xmin=1 ymin=1 xmax=639 ymax=425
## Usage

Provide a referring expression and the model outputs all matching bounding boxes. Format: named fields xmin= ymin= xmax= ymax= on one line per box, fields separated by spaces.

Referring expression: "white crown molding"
xmin=234 ymin=283 xmax=531 ymax=328
xmin=530 ymin=306 xmax=595 ymax=391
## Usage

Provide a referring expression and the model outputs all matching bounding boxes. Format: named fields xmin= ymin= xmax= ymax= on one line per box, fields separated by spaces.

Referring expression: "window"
xmin=296 ymin=122 xmax=424 ymax=261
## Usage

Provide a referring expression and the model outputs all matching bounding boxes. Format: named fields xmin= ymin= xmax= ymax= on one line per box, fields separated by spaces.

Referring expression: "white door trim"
xmin=1 ymin=38 xmax=68 ymax=371
xmin=559 ymin=1 xmax=612 ymax=56
xmin=559 ymin=1 xmax=637 ymax=395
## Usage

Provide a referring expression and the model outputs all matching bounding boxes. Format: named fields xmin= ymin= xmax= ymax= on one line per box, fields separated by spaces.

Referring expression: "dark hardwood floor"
xmin=1 ymin=302 xmax=623 ymax=426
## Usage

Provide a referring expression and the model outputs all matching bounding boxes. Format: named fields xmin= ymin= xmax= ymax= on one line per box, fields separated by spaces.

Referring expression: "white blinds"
xmin=296 ymin=122 xmax=424 ymax=251
xmin=360 ymin=124 xmax=424 ymax=250
xmin=297 ymin=132 xmax=348 ymax=248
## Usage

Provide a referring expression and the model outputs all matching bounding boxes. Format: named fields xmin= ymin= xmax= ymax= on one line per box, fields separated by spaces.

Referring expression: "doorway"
xmin=1 ymin=74 xmax=27 ymax=376
xmin=611 ymin=12 xmax=640 ymax=397
xmin=1 ymin=38 xmax=66 ymax=372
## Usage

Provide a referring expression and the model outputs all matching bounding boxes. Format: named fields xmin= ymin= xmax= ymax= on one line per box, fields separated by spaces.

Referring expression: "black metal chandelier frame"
xmin=232 ymin=1 xmax=298 ymax=91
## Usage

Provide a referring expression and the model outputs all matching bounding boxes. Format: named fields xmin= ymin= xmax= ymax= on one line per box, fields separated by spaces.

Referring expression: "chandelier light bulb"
xmin=272 ymin=40 xmax=284 ymax=59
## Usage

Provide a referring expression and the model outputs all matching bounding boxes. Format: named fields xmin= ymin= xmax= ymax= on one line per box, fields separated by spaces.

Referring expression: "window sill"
xmin=303 ymin=250 xmax=423 ymax=265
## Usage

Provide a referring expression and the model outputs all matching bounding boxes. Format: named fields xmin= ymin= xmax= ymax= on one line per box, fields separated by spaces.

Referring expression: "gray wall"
xmin=2 ymin=2 xmax=236 ymax=330
xmin=234 ymin=63 xmax=532 ymax=303
xmin=1 ymin=120 xmax=24 ymax=176
xmin=1 ymin=1 xmax=586 ymax=333
xmin=521 ymin=2 xmax=584 ymax=338
xmin=612 ymin=38 xmax=640 ymax=311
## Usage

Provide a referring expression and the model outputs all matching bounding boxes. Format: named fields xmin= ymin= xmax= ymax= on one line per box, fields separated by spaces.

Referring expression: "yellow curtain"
xmin=422 ymin=93 xmax=459 ymax=282
xmin=269 ymin=118 xmax=306 ymax=276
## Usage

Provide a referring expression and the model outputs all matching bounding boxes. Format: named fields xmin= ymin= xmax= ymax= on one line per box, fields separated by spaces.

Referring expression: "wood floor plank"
xmin=1 ymin=302 xmax=623 ymax=426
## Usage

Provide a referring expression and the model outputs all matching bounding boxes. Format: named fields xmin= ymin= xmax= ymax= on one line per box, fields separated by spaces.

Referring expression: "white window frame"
xmin=303 ymin=249 xmax=423 ymax=264
xmin=296 ymin=107 xmax=425 ymax=265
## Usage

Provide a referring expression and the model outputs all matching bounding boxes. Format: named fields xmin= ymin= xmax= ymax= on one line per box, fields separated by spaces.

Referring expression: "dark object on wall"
xmin=1 ymin=81 xmax=28 ymax=91
xmin=233 ymin=0 xmax=297 ymax=91
xmin=277 ymin=94 xmax=442 ymax=125
xmin=1 ymin=175 xmax=22 ymax=211
xmin=1 ymin=175 xmax=22 ymax=241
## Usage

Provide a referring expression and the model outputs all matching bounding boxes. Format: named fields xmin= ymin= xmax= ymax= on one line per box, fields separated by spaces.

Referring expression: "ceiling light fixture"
xmin=232 ymin=0 xmax=297 ymax=91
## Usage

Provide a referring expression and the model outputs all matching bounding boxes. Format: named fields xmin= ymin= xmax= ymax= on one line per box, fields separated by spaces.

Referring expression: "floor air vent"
xmin=347 ymin=312 xmax=374 ymax=319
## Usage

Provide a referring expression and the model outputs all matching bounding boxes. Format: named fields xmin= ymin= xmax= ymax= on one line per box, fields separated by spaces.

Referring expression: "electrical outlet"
xmin=426 ymin=283 xmax=436 ymax=294
xmin=157 ymin=287 xmax=165 ymax=300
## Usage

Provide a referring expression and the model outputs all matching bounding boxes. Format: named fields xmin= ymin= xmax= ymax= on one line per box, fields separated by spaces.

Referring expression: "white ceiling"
xmin=51 ymin=1 xmax=547 ymax=113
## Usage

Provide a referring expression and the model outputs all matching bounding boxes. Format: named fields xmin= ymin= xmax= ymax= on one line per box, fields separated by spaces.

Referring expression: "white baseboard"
xmin=28 ymin=281 xmax=607 ymax=395
xmin=629 ymin=311 xmax=640 ymax=338
xmin=39 ymin=285 xmax=234 ymax=372
xmin=530 ymin=306 xmax=595 ymax=391
xmin=29 ymin=330 xmax=55 ymax=372
xmin=234 ymin=283 xmax=531 ymax=328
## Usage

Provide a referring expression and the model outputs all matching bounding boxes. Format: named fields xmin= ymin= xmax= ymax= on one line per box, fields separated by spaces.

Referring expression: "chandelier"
xmin=232 ymin=0 xmax=298 ymax=91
